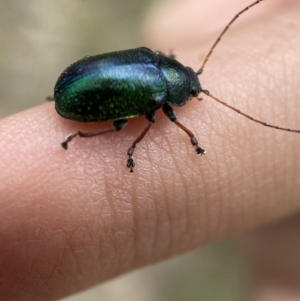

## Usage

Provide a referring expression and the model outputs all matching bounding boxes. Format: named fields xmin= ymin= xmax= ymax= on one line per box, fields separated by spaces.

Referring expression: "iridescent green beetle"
xmin=49 ymin=0 xmax=300 ymax=172
xmin=52 ymin=47 xmax=204 ymax=172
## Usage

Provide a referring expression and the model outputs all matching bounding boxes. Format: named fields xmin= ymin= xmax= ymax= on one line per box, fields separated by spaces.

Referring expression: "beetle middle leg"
xmin=61 ymin=119 xmax=128 ymax=149
xmin=127 ymin=112 xmax=156 ymax=172
xmin=162 ymin=104 xmax=206 ymax=155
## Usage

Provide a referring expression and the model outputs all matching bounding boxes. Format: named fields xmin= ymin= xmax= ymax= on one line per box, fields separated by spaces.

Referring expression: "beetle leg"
xmin=127 ymin=112 xmax=156 ymax=172
xmin=61 ymin=119 xmax=128 ymax=149
xmin=162 ymin=104 xmax=206 ymax=155
xmin=168 ymin=50 xmax=176 ymax=59
xmin=154 ymin=50 xmax=175 ymax=59
xmin=46 ymin=96 xmax=55 ymax=101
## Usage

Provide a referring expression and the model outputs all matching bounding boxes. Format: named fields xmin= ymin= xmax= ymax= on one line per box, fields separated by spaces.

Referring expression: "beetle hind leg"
xmin=162 ymin=104 xmax=206 ymax=156
xmin=46 ymin=96 xmax=55 ymax=101
xmin=127 ymin=112 xmax=156 ymax=172
xmin=155 ymin=50 xmax=176 ymax=59
xmin=61 ymin=119 xmax=128 ymax=149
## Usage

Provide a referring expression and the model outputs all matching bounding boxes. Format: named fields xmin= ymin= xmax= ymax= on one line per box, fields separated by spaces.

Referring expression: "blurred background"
xmin=0 ymin=1 xmax=249 ymax=300
xmin=0 ymin=0 xmax=152 ymax=118
xmin=62 ymin=241 xmax=248 ymax=301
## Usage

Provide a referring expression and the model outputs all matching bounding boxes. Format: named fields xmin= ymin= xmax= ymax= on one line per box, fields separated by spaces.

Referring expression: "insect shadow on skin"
xmin=47 ymin=0 xmax=300 ymax=172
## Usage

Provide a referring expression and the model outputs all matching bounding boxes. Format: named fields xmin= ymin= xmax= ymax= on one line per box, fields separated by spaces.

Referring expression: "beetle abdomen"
xmin=54 ymin=48 xmax=167 ymax=122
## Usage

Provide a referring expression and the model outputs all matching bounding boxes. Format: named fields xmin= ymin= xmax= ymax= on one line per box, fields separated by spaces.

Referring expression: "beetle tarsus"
xmin=61 ymin=133 xmax=76 ymax=150
xmin=127 ymin=147 xmax=135 ymax=172
xmin=61 ymin=141 xmax=68 ymax=150
xmin=196 ymin=146 xmax=206 ymax=155
xmin=191 ymin=136 xmax=206 ymax=155
xmin=127 ymin=158 xmax=135 ymax=173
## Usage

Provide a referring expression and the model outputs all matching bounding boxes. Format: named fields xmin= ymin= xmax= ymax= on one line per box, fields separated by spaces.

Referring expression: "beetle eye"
xmin=190 ymin=87 xmax=200 ymax=97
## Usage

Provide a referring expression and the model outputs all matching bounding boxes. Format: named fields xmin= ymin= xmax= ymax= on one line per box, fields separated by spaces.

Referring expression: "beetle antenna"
xmin=201 ymin=89 xmax=300 ymax=133
xmin=196 ymin=0 xmax=263 ymax=75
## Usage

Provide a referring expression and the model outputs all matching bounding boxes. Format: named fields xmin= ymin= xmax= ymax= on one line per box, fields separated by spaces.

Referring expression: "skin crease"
xmin=0 ymin=1 xmax=300 ymax=301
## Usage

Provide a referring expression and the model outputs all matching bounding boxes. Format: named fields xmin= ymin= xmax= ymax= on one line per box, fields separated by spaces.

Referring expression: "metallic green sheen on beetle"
xmin=54 ymin=47 xmax=201 ymax=122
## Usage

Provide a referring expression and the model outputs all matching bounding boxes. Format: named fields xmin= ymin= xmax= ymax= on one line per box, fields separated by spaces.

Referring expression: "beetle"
xmin=48 ymin=0 xmax=300 ymax=172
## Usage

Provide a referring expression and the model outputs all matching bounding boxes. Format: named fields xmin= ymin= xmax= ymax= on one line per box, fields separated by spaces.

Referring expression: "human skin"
xmin=0 ymin=1 xmax=300 ymax=300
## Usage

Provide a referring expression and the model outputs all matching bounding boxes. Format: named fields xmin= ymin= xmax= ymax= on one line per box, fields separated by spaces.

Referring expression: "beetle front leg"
xmin=61 ymin=119 xmax=128 ymax=149
xmin=162 ymin=104 xmax=206 ymax=155
xmin=127 ymin=112 xmax=156 ymax=172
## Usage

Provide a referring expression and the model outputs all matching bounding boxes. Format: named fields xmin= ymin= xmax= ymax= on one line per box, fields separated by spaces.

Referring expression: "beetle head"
xmin=186 ymin=67 xmax=202 ymax=97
